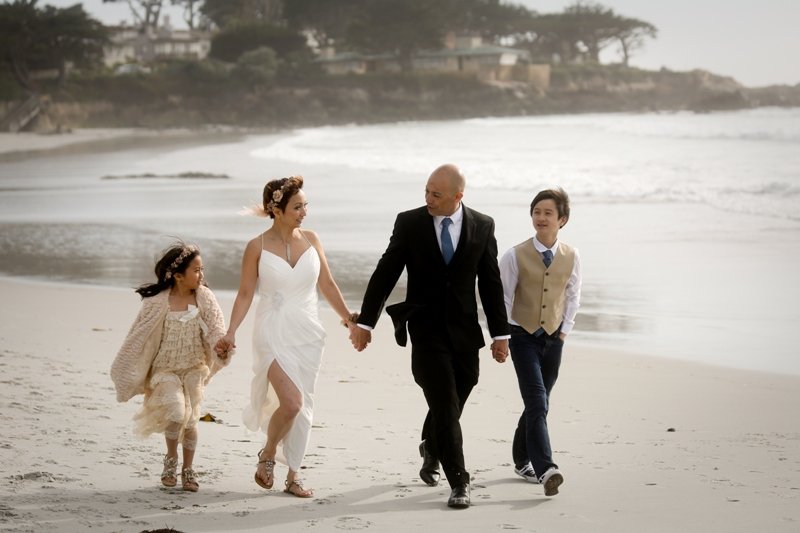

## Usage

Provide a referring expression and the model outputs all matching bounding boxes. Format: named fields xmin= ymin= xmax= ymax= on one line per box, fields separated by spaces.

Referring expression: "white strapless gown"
xmin=242 ymin=246 xmax=326 ymax=471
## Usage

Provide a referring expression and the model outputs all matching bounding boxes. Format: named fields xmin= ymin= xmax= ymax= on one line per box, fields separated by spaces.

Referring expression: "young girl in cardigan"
xmin=111 ymin=242 xmax=233 ymax=492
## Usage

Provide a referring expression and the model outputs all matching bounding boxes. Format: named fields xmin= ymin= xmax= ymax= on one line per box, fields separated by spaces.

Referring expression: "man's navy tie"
xmin=542 ymin=249 xmax=553 ymax=268
xmin=441 ymin=217 xmax=454 ymax=264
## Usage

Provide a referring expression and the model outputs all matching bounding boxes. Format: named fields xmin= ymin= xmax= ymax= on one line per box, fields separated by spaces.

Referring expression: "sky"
xmin=43 ymin=0 xmax=800 ymax=87
xmin=519 ymin=0 xmax=800 ymax=87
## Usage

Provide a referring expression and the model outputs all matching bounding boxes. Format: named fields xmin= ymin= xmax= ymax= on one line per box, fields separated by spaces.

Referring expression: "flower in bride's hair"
xmin=272 ymin=189 xmax=283 ymax=202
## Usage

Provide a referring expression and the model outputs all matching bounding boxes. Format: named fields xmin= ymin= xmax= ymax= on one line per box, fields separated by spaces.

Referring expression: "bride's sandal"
xmin=255 ymin=448 xmax=275 ymax=489
xmin=181 ymin=467 xmax=199 ymax=492
xmin=284 ymin=478 xmax=313 ymax=498
xmin=161 ymin=455 xmax=178 ymax=487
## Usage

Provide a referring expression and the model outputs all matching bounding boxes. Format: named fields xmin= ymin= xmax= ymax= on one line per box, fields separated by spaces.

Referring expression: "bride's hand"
xmin=341 ymin=312 xmax=359 ymax=328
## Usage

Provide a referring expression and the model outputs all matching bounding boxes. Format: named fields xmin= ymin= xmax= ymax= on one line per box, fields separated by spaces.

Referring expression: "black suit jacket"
xmin=359 ymin=204 xmax=509 ymax=352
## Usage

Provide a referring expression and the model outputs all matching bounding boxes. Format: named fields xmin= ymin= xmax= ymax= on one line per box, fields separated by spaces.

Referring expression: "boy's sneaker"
xmin=513 ymin=463 xmax=540 ymax=484
xmin=540 ymin=467 xmax=564 ymax=496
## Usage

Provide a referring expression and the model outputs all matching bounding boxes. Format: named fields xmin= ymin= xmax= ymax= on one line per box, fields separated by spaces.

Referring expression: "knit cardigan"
xmin=110 ymin=285 xmax=232 ymax=402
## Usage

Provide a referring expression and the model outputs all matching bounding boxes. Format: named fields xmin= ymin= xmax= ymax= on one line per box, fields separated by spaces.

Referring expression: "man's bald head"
xmin=429 ymin=164 xmax=466 ymax=194
xmin=425 ymin=164 xmax=465 ymax=217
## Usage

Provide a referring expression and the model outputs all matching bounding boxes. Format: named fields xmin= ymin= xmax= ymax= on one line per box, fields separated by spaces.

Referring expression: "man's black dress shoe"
xmin=447 ymin=484 xmax=470 ymax=509
xmin=419 ymin=441 xmax=440 ymax=487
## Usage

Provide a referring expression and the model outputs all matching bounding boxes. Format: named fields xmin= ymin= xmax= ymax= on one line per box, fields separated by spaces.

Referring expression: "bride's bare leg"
xmin=255 ymin=361 xmax=302 ymax=488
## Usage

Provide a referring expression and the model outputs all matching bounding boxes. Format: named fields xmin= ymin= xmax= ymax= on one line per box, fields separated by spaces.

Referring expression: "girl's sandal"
xmin=284 ymin=478 xmax=313 ymax=498
xmin=255 ymin=448 xmax=276 ymax=490
xmin=161 ymin=455 xmax=178 ymax=488
xmin=181 ymin=467 xmax=199 ymax=492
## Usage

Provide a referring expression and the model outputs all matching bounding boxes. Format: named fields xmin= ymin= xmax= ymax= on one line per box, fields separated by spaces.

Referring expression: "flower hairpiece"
xmin=266 ymin=182 xmax=290 ymax=213
xmin=164 ymin=245 xmax=198 ymax=280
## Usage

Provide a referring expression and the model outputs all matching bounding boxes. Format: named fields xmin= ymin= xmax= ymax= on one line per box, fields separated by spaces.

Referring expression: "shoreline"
xmin=4 ymin=102 xmax=798 ymax=161
xmin=0 ymin=126 xmax=278 ymax=162
xmin=1 ymin=276 xmax=799 ymax=532
xmin=2 ymin=272 xmax=798 ymax=382
xmin=1 ymin=115 xmax=799 ymax=379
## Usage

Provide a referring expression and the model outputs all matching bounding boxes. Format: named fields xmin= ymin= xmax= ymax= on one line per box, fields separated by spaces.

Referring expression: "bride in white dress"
xmin=216 ymin=176 xmax=357 ymax=498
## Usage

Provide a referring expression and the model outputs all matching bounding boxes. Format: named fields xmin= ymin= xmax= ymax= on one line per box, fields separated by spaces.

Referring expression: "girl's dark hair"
xmin=530 ymin=187 xmax=571 ymax=227
xmin=263 ymin=175 xmax=304 ymax=219
xmin=135 ymin=242 xmax=202 ymax=298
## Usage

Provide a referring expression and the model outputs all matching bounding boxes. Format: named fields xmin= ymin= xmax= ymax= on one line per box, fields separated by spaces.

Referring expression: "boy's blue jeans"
xmin=509 ymin=325 xmax=563 ymax=477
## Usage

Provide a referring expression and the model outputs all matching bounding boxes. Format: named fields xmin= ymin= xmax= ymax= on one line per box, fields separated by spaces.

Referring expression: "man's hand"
xmin=491 ymin=339 xmax=509 ymax=363
xmin=350 ymin=325 xmax=372 ymax=352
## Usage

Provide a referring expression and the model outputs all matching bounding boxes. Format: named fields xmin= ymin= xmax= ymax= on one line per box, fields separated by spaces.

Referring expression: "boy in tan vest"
xmin=498 ymin=188 xmax=582 ymax=497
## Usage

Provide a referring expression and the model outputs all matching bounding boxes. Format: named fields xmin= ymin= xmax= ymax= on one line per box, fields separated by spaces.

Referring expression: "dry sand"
xmin=1 ymin=277 xmax=798 ymax=532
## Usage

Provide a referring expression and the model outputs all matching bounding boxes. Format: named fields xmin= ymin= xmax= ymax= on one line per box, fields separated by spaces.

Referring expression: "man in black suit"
xmin=351 ymin=164 xmax=510 ymax=509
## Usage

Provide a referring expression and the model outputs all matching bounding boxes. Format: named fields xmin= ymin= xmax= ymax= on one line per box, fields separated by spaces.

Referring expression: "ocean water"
xmin=1 ymin=108 xmax=798 ymax=375
xmin=253 ymin=107 xmax=800 ymax=220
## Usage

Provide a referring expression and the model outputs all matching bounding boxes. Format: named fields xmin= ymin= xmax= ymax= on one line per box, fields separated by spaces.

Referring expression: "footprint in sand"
xmin=335 ymin=516 xmax=372 ymax=530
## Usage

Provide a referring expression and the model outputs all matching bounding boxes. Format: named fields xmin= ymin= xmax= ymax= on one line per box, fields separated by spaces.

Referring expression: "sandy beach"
xmin=1 ymin=277 xmax=798 ymax=533
xmin=1 ymin=117 xmax=799 ymax=532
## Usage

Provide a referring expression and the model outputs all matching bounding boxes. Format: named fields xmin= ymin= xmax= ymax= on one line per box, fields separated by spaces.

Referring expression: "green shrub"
xmin=232 ymin=47 xmax=278 ymax=89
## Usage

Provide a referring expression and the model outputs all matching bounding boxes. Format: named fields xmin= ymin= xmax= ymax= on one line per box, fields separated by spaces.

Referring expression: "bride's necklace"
xmin=277 ymin=231 xmax=292 ymax=262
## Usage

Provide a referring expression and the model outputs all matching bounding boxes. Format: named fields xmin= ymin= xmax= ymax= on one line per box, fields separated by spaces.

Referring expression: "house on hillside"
xmin=103 ymin=16 xmax=211 ymax=69
xmin=317 ymin=32 xmax=550 ymax=91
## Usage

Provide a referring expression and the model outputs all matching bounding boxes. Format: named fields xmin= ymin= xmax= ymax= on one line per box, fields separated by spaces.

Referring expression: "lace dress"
xmin=242 ymin=243 xmax=326 ymax=471
xmin=133 ymin=306 xmax=210 ymax=443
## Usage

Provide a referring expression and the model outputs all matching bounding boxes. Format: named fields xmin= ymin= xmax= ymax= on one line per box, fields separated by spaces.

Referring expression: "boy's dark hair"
xmin=530 ymin=188 xmax=570 ymax=227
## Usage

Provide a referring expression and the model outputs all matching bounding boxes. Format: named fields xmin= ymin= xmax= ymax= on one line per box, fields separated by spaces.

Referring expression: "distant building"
xmin=103 ymin=16 xmax=211 ymax=68
xmin=317 ymin=32 xmax=550 ymax=91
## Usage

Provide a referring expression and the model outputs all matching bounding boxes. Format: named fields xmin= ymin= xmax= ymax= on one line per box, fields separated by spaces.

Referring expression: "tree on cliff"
xmin=283 ymin=0 xmax=368 ymax=49
xmin=345 ymin=0 xmax=446 ymax=71
xmin=283 ymin=0 xmax=535 ymax=52
xmin=561 ymin=1 xmax=619 ymax=62
xmin=0 ymin=0 xmax=107 ymax=91
xmin=104 ymin=0 xmax=209 ymax=31
xmin=446 ymin=0 xmax=537 ymax=43
xmin=508 ymin=1 xmax=657 ymax=65
xmin=102 ymin=0 xmax=163 ymax=32
xmin=200 ymin=0 xmax=283 ymax=29
xmin=171 ymin=0 xmax=204 ymax=30
xmin=208 ymin=21 xmax=307 ymax=63
xmin=615 ymin=16 xmax=657 ymax=66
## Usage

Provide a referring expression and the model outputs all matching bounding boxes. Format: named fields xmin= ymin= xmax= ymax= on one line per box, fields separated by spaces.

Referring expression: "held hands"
xmin=350 ymin=325 xmax=372 ymax=352
xmin=491 ymin=339 xmax=509 ymax=363
xmin=340 ymin=312 xmax=360 ymax=329
xmin=341 ymin=312 xmax=371 ymax=352
xmin=214 ymin=333 xmax=236 ymax=360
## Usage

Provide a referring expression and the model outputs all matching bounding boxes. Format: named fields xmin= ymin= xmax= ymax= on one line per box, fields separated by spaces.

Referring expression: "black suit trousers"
xmin=411 ymin=328 xmax=478 ymax=489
